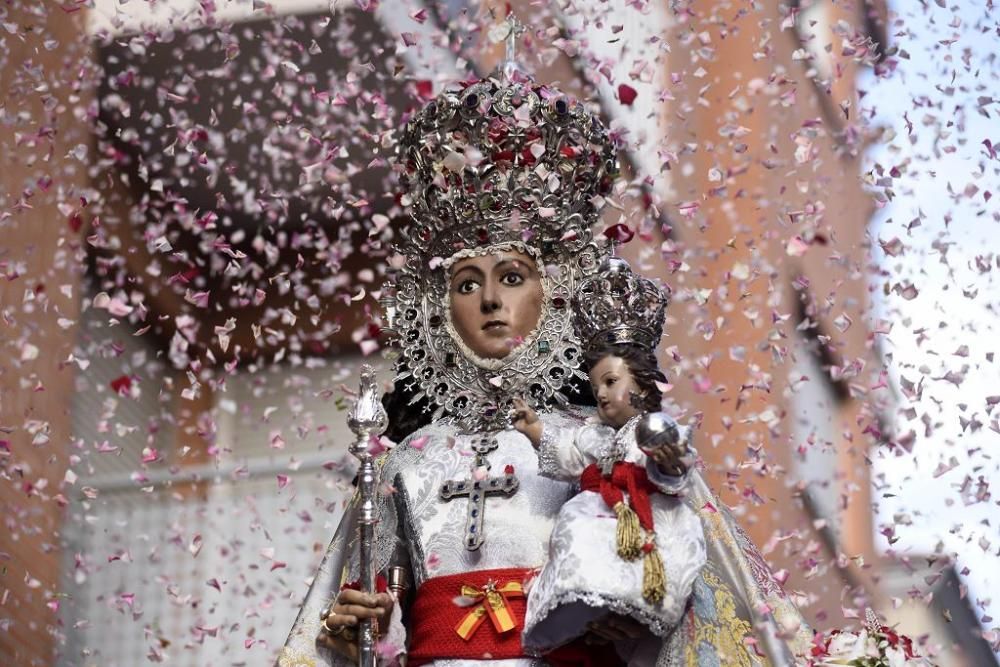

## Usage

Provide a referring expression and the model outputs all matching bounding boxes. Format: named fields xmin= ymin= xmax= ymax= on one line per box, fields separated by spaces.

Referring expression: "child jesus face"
xmin=589 ymin=355 xmax=643 ymax=429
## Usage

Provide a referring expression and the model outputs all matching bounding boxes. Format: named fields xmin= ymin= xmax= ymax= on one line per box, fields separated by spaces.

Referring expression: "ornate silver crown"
xmin=573 ymin=257 xmax=669 ymax=352
xmin=382 ymin=19 xmax=619 ymax=431
xmin=394 ymin=74 xmax=619 ymax=267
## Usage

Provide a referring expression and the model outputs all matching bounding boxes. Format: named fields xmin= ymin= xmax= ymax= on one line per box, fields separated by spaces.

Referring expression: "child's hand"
xmin=637 ymin=414 xmax=694 ymax=477
xmin=512 ymin=397 xmax=538 ymax=426
xmin=643 ymin=441 xmax=689 ymax=477
xmin=511 ymin=398 xmax=542 ymax=448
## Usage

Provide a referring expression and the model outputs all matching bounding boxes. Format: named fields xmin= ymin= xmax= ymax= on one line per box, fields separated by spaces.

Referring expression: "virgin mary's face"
xmin=448 ymin=250 xmax=544 ymax=360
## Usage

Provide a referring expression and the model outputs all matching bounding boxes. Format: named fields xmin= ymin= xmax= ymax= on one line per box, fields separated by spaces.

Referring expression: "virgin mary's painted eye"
xmin=500 ymin=271 xmax=524 ymax=287
xmin=455 ymin=279 xmax=480 ymax=294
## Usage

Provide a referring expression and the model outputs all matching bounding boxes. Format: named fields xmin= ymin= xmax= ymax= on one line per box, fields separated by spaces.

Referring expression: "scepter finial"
xmin=347 ymin=364 xmax=388 ymax=454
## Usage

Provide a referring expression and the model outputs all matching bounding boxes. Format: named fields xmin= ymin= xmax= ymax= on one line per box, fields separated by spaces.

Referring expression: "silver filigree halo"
xmin=383 ymin=15 xmax=619 ymax=431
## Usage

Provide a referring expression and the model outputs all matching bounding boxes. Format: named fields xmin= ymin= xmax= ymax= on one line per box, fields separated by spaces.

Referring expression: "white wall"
xmin=787 ymin=332 xmax=842 ymax=540
xmin=62 ymin=314 xmax=385 ymax=664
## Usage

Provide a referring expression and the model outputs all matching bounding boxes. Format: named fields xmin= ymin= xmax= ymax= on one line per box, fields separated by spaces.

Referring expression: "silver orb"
xmin=635 ymin=411 xmax=681 ymax=453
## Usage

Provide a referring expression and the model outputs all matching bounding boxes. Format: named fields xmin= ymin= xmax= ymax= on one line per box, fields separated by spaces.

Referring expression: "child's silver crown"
xmin=572 ymin=257 xmax=669 ymax=353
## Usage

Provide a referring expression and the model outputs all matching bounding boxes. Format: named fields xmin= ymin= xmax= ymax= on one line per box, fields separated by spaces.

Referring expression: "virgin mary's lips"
xmin=482 ymin=320 xmax=507 ymax=331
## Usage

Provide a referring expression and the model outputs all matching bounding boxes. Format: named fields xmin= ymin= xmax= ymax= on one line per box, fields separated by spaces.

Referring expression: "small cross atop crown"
xmin=489 ymin=12 xmax=527 ymax=81
xmin=502 ymin=14 xmax=526 ymax=63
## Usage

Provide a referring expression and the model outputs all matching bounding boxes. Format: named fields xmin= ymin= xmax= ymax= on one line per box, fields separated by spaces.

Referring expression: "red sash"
xmin=408 ymin=568 xmax=530 ymax=665
xmin=407 ymin=567 xmax=622 ymax=666
xmin=579 ymin=461 xmax=658 ymax=532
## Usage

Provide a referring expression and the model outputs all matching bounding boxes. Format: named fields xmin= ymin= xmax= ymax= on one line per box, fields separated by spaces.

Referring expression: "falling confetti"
xmin=1 ymin=1 xmax=998 ymax=665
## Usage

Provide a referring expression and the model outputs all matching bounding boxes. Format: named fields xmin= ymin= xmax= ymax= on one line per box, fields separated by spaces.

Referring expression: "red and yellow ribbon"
xmin=454 ymin=580 xmax=525 ymax=640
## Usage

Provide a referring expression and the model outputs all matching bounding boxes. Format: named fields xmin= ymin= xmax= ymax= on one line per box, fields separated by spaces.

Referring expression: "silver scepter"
xmin=347 ymin=364 xmax=388 ymax=667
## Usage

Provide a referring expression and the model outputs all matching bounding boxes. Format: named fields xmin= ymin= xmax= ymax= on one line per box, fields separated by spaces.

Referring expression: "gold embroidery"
xmin=277 ymin=645 xmax=318 ymax=667
xmin=697 ymin=502 xmax=813 ymax=655
xmin=771 ymin=596 xmax=815 ymax=655
xmin=698 ymin=502 xmax=784 ymax=609
xmin=683 ymin=568 xmax=758 ymax=667
xmin=701 ymin=507 xmax=736 ymax=548
xmin=277 ymin=618 xmax=325 ymax=667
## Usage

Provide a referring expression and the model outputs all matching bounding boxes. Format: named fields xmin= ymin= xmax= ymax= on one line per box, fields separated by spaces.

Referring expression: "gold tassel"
xmin=613 ymin=502 xmax=642 ymax=561
xmin=642 ymin=545 xmax=666 ymax=604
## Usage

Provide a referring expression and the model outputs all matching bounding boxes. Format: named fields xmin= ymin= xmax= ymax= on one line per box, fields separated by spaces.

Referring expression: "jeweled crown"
xmin=382 ymin=18 xmax=619 ymax=430
xmin=394 ymin=34 xmax=619 ymax=266
xmin=573 ymin=257 xmax=669 ymax=352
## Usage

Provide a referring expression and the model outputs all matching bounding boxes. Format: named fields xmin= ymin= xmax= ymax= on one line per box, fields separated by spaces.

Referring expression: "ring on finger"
xmin=321 ymin=619 xmax=354 ymax=641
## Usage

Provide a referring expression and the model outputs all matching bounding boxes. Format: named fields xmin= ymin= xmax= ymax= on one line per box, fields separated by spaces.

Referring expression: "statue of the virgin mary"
xmin=278 ymin=22 xmax=812 ymax=667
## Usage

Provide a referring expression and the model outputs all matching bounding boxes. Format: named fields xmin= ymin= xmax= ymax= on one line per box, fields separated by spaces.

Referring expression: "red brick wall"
xmin=658 ymin=0 xmax=881 ymax=625
xmin=0 ymin=4 xmax=92 ymax=664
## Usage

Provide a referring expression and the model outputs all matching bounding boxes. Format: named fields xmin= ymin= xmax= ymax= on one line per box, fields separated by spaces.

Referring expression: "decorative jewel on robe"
xmin=454 ymin=579 xmax=526 ymax=640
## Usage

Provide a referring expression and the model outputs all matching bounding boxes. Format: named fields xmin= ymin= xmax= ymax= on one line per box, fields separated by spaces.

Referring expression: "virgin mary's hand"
xmin=317 ymin=589 xmax=394 ymax=658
